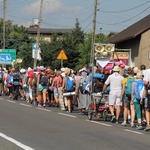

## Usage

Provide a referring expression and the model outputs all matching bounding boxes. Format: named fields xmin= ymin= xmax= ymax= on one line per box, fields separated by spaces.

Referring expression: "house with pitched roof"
xmin=106 ymin=14 xmax=150 ymax=68
xmin=27 ymin=25 xmax=73 ymax=42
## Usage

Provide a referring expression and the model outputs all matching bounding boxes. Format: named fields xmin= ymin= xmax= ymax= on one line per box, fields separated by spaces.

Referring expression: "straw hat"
xmin=133 ymin=67 xmax=139 ymax=74
xmin=136 ymin=72 xmax=143 ymax=79
xmin=112 ymin=66 xmax=120 ymax=72
xmin=65 ymin=68 xmax=71 ymax=76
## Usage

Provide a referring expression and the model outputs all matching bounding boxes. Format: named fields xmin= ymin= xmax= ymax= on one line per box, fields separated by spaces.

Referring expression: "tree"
xmin=60 ymin=18 xmax=85 ymax=69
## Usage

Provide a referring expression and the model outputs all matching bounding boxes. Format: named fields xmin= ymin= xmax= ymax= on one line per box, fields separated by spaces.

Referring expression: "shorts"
xmin=54 ymin=88 xmax=58 ymax=97
xmin=123 ymin=94 xmax=131 ymax=103
xmin=109 ymin=93 xmax=122 ymax=106
xmin=145 ymin=93 xmax=150 ymax=111
xmin=38 ymin=84 xmax=48 ymax=92
xmin=24 ymin=86 xmax=29 ymax=97
xmin=32 ymin=85 xmax=37 ymax=97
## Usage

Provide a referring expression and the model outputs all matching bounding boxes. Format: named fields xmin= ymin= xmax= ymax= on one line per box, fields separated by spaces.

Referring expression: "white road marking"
xmin=37 ymin=108 xmax=51 ymax=112
xmin=0 ymin=98 xmax=5 ymax=100
xmin=19 ymin=103 xmax=32 ymax=107
xmin=124 ymin=129 xmax=143 ymax=135
xmin=0 ymin=132 xmax=35 ymax=150
xmin=86 ymin=120 xmax=112 ymax=127
xmin=7 ymin=100 xmax=16 ymax=104
xmin=58 ymin=112 xmax=77 ymax=118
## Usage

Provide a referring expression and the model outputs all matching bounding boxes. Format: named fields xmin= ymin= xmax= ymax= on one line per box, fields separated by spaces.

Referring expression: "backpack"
xmin=93 ymin=78 xmax=104 ymax=92
xmin=13 ymin=72 xmax=20 ymax=82
xmin=125 ymin=77 xmax=135 ymax=95
xmin=135 ymin=80 xmax=145 ymax=100
xmin=7 ymin=75 xmax=13 ymax=84
xmin=32 ymin=73 xmax=38 ymax=85
xmin=84 ymin=79 xmax=91 ymax=93
xmin=65 ymin=76 xmax=75 ymax=92
xmin=40 ymin=74 xmax=48 ymax=86
xmin=79 ymin=78 xmax=89 ymax=94
xmin=25 ymin=75 xmax=29 ymax=84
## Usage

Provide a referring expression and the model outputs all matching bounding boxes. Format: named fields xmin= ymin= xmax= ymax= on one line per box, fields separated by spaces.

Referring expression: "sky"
xmin=0 ymin=0 xmax=150 ymax=35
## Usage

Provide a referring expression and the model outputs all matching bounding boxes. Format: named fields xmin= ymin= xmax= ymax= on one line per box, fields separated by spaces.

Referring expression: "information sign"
xmin=0 ymin=49 xmax=16 ymax=64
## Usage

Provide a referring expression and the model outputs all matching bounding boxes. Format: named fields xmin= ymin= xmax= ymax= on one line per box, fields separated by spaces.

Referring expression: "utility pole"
xmin=3 ymin=0 xmax=6 ymax=49
xmin=33 ymin=0 xmax=44 ymax=69
xmin=90 ymin=0 xmax=98 ymax=94
xmin=90 ymin=0 xmax=98 ymax=66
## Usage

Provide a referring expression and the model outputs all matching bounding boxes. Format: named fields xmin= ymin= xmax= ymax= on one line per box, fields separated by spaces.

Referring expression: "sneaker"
xmin=115 ymin=120 xmax=119 ymax=124
xmin=78 ymin=112 xmax=84 ymax=115
xmin=111 ymin=115 xmax=116 ymax=122
xmin=43 ymin=103 xmax=46 ymax=107
xmin=131 ymin=122 xmax=135 ymax=128
xmin=67 ymin=109 xmax=72 ymax=113
xmin=136 ymin=124 xmax=143 ymax=130
xmin=144 ymin=125 xmax=150 ymax=131
xmin=38 ymin=103 xmax=42 ymax=107
xmin=121 ymin=122 xmax=127 ymax=126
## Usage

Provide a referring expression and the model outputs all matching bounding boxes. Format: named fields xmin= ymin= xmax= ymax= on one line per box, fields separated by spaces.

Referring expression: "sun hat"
xmin=40 ymin=66 xmax=45 ymax=71
xmin=136 ymin=72 xmax=143 ymax=79
xmin=133 ymin=67 xmax=139 ymax=74
xmin=79 ymin=68 xmax=86 ymax=73
xmin=112 ymin=66 xmax=120 ymax=72
xmin=61 ymin=67 xmax=66 ymax=72
xmin=65 ymin=68 xmax=71 ymax=76
xmin=20 ymin=68 xmax=26 ymax=73
xmin=28 ymin=67 xmax=32 ymax=72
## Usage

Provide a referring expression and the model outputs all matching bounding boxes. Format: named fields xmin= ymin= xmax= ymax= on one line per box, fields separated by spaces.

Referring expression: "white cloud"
xmin=22 ymin=0 xmax=86 ymax=18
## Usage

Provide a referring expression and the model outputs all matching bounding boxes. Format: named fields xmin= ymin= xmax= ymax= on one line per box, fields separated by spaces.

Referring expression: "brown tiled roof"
xmin=27 ymin=28 xmax=73 ymax=34
xmin=106 ymin=14 xmax=150 ymax=43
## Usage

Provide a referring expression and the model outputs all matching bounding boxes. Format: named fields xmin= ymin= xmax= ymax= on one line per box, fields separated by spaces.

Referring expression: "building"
xmin=106 ymin=14 xmax=150 ymax=68
xmin=27 ymin=25 xmax=73 ymax=42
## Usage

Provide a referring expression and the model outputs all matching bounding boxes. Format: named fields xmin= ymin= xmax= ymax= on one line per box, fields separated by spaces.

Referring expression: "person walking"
xmin=102 ymin=66 xmax=124 ymax=123
xmin=11 ymin=68 xmax=21 ymax=100
xmin=142 ymin=68 xmax=150 ymax=131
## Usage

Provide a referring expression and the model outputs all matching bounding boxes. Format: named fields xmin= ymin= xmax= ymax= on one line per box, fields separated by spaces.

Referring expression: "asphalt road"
xmin=0 ymin=96 xmax=150 ymax=150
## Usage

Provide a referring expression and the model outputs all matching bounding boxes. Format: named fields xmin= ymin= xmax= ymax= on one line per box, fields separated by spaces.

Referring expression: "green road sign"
xmin=0 ymin=49 xmax=16 ymax=64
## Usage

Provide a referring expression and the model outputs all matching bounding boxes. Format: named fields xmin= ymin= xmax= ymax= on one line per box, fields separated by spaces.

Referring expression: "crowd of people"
xmin=0 ymin=63 xmax=150 ymax=132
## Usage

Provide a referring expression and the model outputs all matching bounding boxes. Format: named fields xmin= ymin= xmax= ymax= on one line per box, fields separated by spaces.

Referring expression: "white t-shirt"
xmin=143 ymin=69 xmax=150 ymax=83
xmin=105 ymin=72 xmax=124 ymax=94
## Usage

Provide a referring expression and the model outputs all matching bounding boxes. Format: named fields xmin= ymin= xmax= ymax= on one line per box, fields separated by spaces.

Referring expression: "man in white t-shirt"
xmin=102 ymin=66 xmax=124 ymax=123
xmin=143 ymin=68 xmax=150 ymax=131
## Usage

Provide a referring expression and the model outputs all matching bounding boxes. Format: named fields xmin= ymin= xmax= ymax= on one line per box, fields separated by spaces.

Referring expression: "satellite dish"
xmin=34 ymin=19 xmax=39 ymax=25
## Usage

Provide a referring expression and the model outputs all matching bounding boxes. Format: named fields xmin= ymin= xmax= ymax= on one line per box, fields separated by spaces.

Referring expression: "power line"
xmin=80 ymin=13 xmax=94 ymax=25
xmin=99 ymin=1 xmax=150 ymax=13
xmin=7 ymin=0 xmax=31 ymax=5
xmin=82 ymin=21 xmax=93 ymax=31
xmin=97 ymin=5 xmax=150 ymax=25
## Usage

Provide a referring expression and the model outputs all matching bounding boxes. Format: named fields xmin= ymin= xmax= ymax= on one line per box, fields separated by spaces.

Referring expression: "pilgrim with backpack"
xmin=37 ymin=66 xmax=49 ymax=107
xmin=62 ymin=68 xmax=75 ymax=113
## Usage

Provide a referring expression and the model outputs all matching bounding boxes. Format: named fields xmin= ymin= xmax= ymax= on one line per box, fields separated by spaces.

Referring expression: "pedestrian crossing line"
xmin=124 ymin=129 xmax=143 ymax=135
xmin=7 ymin=100 xmax=16 ymax=104
xmin=19 ymin=103 xmax=32 ymax=107
xmin=0 ymin=98 xmax=5 ymax=100
xmin=86 ymin=120 xmax=112 ymax=127
xmin=37 ymin=108 xmax=52 ymax=112
xmin=58 ymin=112 xmax=77 ymax=118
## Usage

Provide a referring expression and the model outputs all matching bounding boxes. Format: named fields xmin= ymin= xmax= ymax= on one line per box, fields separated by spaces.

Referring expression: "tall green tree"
xmin=60 ymin=18 xmax=85 ymax=69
